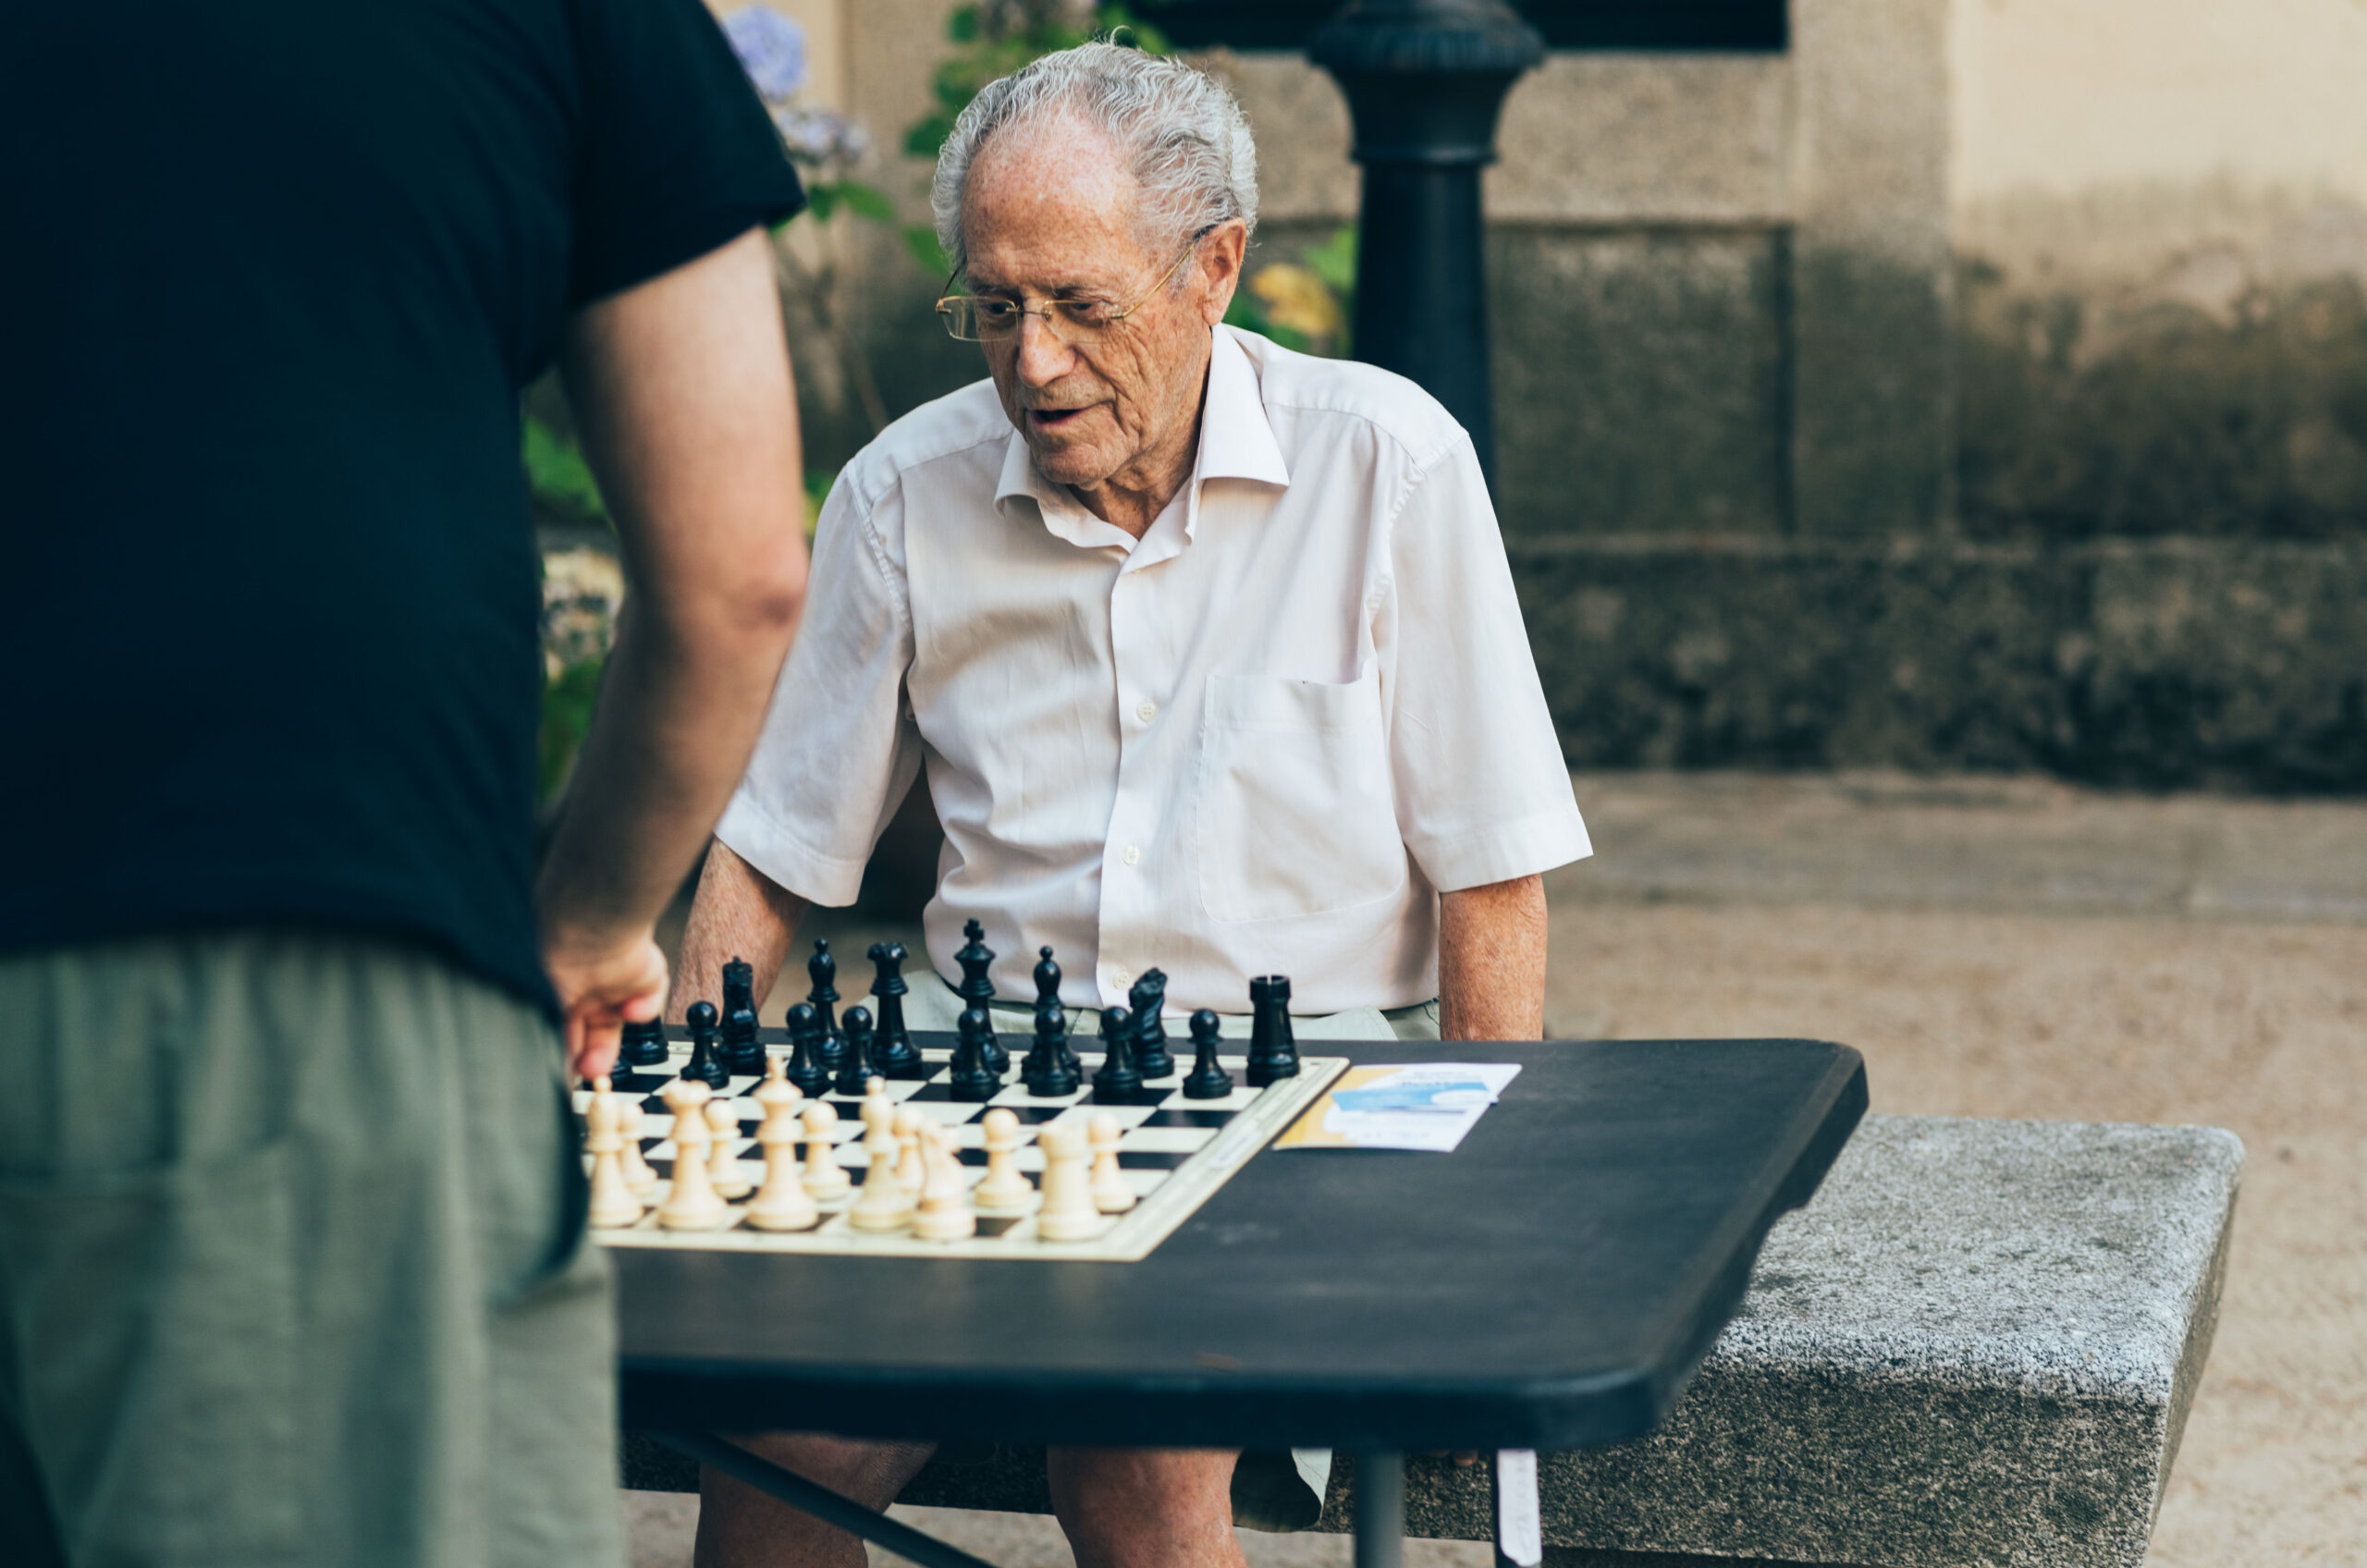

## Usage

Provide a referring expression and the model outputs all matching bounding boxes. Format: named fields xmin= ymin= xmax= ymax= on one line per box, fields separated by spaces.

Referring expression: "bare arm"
xmin=674 ymin=838 xmax=810 ymax=1021
xmin=1436 ymin=873 xmax=1549 ymax=1040
xmin=537 ymin=228 xmax=808 ymax=1079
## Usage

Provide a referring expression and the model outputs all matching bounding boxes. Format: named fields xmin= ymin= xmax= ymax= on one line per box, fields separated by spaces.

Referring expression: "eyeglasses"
xmin=936 ymin=230 xmax=1211 ymax=343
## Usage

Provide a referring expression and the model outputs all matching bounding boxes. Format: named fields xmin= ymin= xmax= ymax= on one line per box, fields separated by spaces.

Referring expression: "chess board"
xmin=578 ymin=1029 xmax=1347 ymax=1262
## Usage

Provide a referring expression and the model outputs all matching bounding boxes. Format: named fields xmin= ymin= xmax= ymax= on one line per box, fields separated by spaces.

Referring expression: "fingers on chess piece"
xmin=799 ymin=1099 xmax=852 ymax=1202
xmin=1033 ymin=1120 xmax=1103 ymax=1242
xmin=586 ymin=1077 xmax=644 ymax=1229
xmin=972 ymin=1107 xmax=1036 ymax=1212
xmin=1183 ymin=1008 xmax=1234 ymax=1100
xmin=1086 ymin=1110 xmax=1136 ymax=1214
xmin=746 ymin=1060 xmax=819 ymax=1231
xmin=614 ymin=1017 xmax=669 ymax=1089
xmin=705 ymin=1097 xmax=754 ymax=1199
xmin=657 ymin=1079 xmax=731 ymax=1231
xmin=1093 ymin=1005 xmax=1142 ymax=1104
xmin=784 ymin=1001 xmax=830 ymax=1096
xmin=913 ymin=1124 xmax=977 ymax=1243
xmin=835 ymin=1005 xmax=877 ymax=1096
xmin=1246 ymin=974 xmax=1301 ymax=1087
xmin=1127 ymin=969 xmax=1173 ymax=1079
xmin=681 ymin=1000 xmax=729 ymax=1091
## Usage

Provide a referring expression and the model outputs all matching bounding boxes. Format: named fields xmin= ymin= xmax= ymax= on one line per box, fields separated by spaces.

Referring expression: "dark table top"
xmin=617 ymin=1036 xmax=1866 ymax=1452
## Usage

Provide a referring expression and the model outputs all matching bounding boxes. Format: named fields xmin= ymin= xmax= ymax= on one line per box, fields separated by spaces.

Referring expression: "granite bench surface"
xmin=624 ymin=1112 xmax=2243 ymax=1568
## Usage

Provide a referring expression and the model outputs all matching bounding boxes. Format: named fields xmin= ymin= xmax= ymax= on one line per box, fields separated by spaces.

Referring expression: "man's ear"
xmin=1196 ymin=220 xmax=1250 ymax=325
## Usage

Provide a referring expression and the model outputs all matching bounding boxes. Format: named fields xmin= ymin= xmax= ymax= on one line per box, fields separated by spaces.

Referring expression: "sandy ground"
xmin=630 ymin=772 xmax=2366 ymax=1568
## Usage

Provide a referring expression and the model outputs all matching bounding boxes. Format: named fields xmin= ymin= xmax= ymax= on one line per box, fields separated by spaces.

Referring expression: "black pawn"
xmin=950 ymin=1004 xmax=1001 ymax=1102
xmin=836 ymin=1005 xmax=877 ymax=1096
xmin=611 ymin=1017 xmax=668 ymax=1090
xmin=782 ymin=1000 xmax=830 ymax=1097
xmin=1033 ymin=946 xmax=1062 ymax=1008
xmin=1246 ymin=974 xmax=1300 ymax=1087
xmin=1093 ymin=1004 xmax=1141 ymax=1104
xmin=866 ymin=941 xmax=915 ymax=1073
xmin=1127 ymin=969 xmax=1174 ymax=1079
xmin=1183 ymin=1009 xmax=1233 ymax=1099
xmin=720 ymin=957 xmax=766 ymax=1080
xmin=1022 ymin=998 xmax=1081 ymax=1097
xmin=681 ymin=1000 xmax=729 ymax=1091
xmin=806 ymin=940 xmax=846 ymax=1070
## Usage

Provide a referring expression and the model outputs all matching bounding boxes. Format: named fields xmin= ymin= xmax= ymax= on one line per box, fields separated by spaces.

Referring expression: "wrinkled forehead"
xmin=960 ymin=116 xmax=1159 ymax=291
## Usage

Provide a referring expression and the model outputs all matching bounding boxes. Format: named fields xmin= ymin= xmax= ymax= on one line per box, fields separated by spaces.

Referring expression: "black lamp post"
xmin=1310 ymin=0 xmax=1542 ymax=486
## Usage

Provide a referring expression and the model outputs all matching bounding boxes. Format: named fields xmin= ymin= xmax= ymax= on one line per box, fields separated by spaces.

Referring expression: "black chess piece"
xmin=866 ymin=941 xmax=917 ymax=1075
xmin=611 ymin=1017 xmax=669 ymax=1090
xmin=805 ymin=940 xmax=846 ymax=1070
xmin=1093 ymin=1004 xmax=1142 ymax=1103
xmin=681 ymin=1001 xmax=729 ymax=1090
xmin=1246 ymin=974 xmax=1300 ymax=1087
xmin=782 ymin=1000 xmax=830 ymax=1096
xmin=1021 ymin=998 xmax=1081 ymax=1097
xmin=950 ymin=1003 xmax=1001 ymax=1102
xmin=1127 ymin=969 xmax=1174 ymax=1079
xmin=1032 ymin=946 xmax=1081 ymax=1077
xmin=1183 ymin=1008 xmax=1233 ymax=1099
xmin=720 ymin=957 xmax=766 ymax=1080
xmin=953 ymin=920 xmax=1007 ymax=1072
xmin=836 ymin=1005 xmax=877 ymax=1096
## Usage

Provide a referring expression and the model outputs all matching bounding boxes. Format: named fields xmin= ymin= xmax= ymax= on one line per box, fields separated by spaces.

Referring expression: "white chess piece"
xmin=1087 ymin=1111 xmax=1135 ymax=1214
xmin=972 ymin=1108 xmax=1035 ymax=1212
xmin=1034 ymin=1120 xmax=1102 ymax=1242
xmin=584 ymin=1078 xmax=644 ymax=1229
xmin=799 ymin=1100 xmax=852 ymax=1202
xmin=913 ymin=1124 xmax=977 ymax=1242
xmin=746 ymin=1061 xmax=818 ymax=1231
xmin=657 ymin=1079 xmax=730 ymax=1231
xmin=893 ymin=1105 xmax=926 ymax=1198
xmin=847 ymin=1096 xmax=915 ymax=1232
xmin=618 ymin=1093 xmax=657 ymax=1198
xmin=705 ymin=1097 xmax=754 ymax=1199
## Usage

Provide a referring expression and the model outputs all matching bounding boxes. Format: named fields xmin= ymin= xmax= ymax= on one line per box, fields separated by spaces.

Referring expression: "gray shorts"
xmin=903 ymin=982 xmax=1443 ymax=1531
xmin=0 ymin=930 xmax=622 ymax=1568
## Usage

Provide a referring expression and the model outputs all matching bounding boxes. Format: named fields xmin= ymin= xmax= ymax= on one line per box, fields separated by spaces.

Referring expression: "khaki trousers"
xmin=0 ymin=930 xmax=621 ymax=1568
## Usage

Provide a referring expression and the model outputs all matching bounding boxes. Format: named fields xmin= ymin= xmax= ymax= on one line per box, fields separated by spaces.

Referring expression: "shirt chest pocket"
xmin=1196 ymin=668 xmax=1407 ymax=925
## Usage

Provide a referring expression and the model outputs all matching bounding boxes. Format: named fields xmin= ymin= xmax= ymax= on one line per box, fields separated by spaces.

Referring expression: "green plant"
xmin=523 ymin=414 xmax=607 ymax=526
xmin=539 ymin=657 xmax=605 ymax=805
xmin=1226 ymin=225 xmax=1355 ymax=356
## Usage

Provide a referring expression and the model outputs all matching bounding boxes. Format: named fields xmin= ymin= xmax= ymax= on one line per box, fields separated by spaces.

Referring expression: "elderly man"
xmin=681 ymin=42 xmax=1588 ymax=1568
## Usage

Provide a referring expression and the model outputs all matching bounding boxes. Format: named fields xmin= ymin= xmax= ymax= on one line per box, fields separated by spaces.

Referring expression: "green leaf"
xmin=1306 ymin=225 xmax=1358 ymax=298
xmin=538 ymin=656 xmax=606 ymax=805
xmin=833 ymin=181 xmax=896 ymax=222
xmin=904 ymin=223 xmax=952 ymax=278
xmin=806 ymin=184 xmax=838 ymax=222
xmin=521 ymin=417 xmax=607 ymax=520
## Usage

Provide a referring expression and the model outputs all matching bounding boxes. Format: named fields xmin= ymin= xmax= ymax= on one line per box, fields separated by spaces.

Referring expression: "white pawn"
xmin=1034 ymin=1121 xmax=1101 ymax=1242
xmin=799 ymin=1100 xmax=852 ymax=1202
xmin=746 ymin=1060 xmax=818 ymax=1231
xmin=894 ymin=1106 xmax=926 ymax=1198
xmin=972 ymin=1108 xmax=1035 ymax=1212
xmin=657 ymin=1079 xmax=730 ymax=1231
xmin=1087 ymin=1111 xmax=1135 ymax=1214
xmin=913 ymin=1124 xmax=977 ymax=1243
xmin=847 ymin=1096 xmax=915 ymax=1232
xmin=705 ymin=1097 xmax=754 ymax=1199
xmin=619 ymin=1094 xmax=657 ymax=1198
xmin=585 ymin=1078 xmax=644 ymax=1229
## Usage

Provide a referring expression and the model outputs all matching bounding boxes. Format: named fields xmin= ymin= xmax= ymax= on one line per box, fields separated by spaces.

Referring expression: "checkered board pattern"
xmin=578 ymin=1030 xmax=1347 ymax=1262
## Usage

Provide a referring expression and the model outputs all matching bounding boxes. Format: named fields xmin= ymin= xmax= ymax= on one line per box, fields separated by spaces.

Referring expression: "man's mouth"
xmin=1028 ymin=406 xmax=1089 ymax=430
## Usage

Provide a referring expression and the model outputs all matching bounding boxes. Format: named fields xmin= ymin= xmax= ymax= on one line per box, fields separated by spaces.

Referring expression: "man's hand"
xmin=545 ymin=928 xmax=670 ymax=1084
xmin=1437 ymin=873 xmax=1549 ymax=1041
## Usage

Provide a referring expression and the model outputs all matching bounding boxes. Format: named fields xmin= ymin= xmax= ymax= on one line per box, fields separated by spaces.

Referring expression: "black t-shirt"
xmin=0 ymin=1 xmax=804 ymax=1013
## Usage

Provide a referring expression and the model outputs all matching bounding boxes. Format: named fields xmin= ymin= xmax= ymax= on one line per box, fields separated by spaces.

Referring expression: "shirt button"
xmin=1122 ymin=845 xmax=1142 ymax=866
xmin=1135 ymin=701 xmax=1158 ymax=724
xmin=1110 ymin=967 xmax=1131 ymax=990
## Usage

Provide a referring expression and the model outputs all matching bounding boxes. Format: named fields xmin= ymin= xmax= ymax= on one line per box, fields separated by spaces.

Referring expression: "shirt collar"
xmin=994 ymin=325 xmax=1291 ymax=549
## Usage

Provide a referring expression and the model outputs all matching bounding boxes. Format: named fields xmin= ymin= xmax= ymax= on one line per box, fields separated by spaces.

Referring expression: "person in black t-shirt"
xmin=0 ymin=4 xmax=807 ymax=1562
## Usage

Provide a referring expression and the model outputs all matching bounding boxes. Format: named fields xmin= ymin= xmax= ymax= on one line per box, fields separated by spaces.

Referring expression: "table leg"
xmin=1353 ymin=1451 xmax=1404 ymax=1568
xmin=653 ymin=1431 xmax=999 ymax=1568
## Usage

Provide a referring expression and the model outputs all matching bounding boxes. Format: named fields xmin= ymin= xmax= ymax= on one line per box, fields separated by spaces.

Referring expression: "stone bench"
xmin=623 ymin=1113 xmax=2242 ymax=1568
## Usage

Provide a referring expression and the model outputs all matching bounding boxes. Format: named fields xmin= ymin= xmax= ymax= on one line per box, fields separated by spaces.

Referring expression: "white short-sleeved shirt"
xmin=717 ymin=326 xmax=1590 ymax=1013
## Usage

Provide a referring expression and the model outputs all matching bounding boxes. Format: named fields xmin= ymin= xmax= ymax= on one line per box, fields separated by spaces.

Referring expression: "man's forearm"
xmin=1437 ymin=874 xmax=1549 ymax=1040
xmin=674 ymin=838 xmax=809 ymax=1020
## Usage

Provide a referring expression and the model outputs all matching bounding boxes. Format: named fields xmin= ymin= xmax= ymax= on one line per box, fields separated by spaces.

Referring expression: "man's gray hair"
xmin=931 ymin=43 xmax=1259 ymax=276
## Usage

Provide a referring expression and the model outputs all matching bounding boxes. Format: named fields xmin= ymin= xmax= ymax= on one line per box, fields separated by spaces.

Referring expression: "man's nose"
xmin=1016 ymin=312 xmax=1073 ymax=386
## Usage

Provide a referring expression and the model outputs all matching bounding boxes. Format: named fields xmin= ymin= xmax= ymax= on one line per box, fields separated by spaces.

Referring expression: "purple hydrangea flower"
xmin=773 ymin=106 xmax=870 ymax=166
xmin=722 ymin=6 xmax=808 ymax=104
